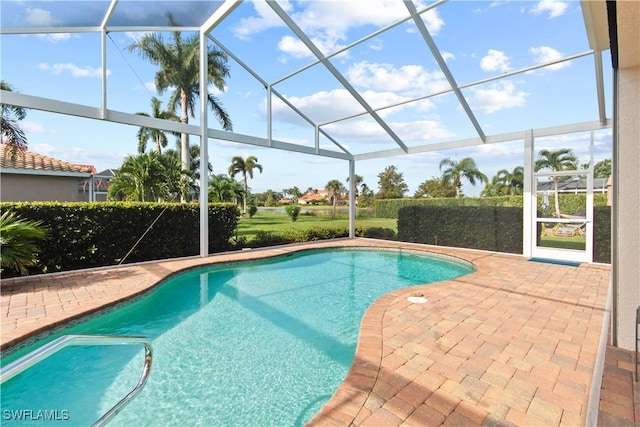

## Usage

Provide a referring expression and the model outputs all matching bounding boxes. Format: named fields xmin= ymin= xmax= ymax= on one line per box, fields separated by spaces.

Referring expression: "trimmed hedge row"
xmin=241 ymin=226 xmax=397 ymax=249
xmin=593 ymin=206 xmax=611 ymax=263
xmin=397 ymin=206 xmax=523 ymax=253
xmin=376 ymin=194 xmax=608 ymax=219
xmin=397 ymin=205 xmax=611 ymax=262
xmin=0 ymin=202 xmax=238 ymax=275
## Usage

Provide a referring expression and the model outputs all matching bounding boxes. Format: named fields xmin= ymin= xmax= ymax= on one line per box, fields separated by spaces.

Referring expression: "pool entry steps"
xmin=0 ymin=334 xmax=152 ymax=427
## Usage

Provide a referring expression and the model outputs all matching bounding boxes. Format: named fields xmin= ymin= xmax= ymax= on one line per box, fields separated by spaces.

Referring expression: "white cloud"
xmin=35 ymin=33 xmax=72 ymax=43
xmin=233 ymin=1 xmax=444 ymax=58
xmin=265 ymin=89 xmax=365 ymax=124
xmin=467 ymin=80 xmax=528 ymax=114
xmin=39 ymin=63 xmax=111 ymax=78
xmin=346 ymin=61 xmax=449 ymax=96
xmin=480 ymin=49 xmax=512 ymax=72
xmin=21 ymin=121 xmax=57 ymax=135
xmin=322 ymin=117 xmax=452 ymax=142
xmin=441 ymin=51 xmax=455 ymax=62
xmin=25 ymin=7 xmax=60 ymax=26
xmin=232 ymin=0 xmax=290 ymax=40
xmin=529 ymin=46 xmax=570 ymax=70
xmin=262 ymin=88 xmax=437 ymax=131
xmin=529 ymin=0 xmax=568 ymax=19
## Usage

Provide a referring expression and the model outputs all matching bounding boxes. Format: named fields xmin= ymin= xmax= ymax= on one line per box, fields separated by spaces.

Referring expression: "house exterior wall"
xmin=0 ymin=173 xmax=90 ymax=202
xmin=615 ymin=63 xmax=640 ymax=351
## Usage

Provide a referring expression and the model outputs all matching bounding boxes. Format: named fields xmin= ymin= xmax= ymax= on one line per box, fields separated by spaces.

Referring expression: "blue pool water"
xmin=1 ymin=248 xmax=473 ymax=426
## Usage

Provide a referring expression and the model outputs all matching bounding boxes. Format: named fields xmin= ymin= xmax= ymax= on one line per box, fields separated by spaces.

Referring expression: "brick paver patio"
xmin=1 ymin=239 xmax=631 ymax=426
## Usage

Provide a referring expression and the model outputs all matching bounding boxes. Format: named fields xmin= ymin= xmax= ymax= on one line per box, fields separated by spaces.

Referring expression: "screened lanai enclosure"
xmin=1 ymin=1 xmax=638 ymax=350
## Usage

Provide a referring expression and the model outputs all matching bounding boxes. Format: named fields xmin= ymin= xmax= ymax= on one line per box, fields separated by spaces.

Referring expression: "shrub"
xmin=285 ymin=205 xmax=302 ymax=222
xmin=247 ymin=204 xmax=258 ymax=218
xmin=0 ymin=202 xmax=238 ymax=274
xmin=0 ymin=211 xmax=49 ymax=276
xmin=362 ymin=227 xmax=396 ymax=240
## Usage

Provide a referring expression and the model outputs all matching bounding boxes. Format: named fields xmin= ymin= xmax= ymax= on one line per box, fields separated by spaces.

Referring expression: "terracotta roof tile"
xmin=0 ymin=144 xmax=95 ymax=175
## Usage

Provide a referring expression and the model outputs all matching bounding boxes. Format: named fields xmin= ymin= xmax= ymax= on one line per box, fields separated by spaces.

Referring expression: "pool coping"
xmin=0 ymin=238 xmax=612 ymax=426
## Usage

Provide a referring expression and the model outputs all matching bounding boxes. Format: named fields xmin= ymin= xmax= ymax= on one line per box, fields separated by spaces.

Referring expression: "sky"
xmin=0 ymin=0 xmax=613 ymax=197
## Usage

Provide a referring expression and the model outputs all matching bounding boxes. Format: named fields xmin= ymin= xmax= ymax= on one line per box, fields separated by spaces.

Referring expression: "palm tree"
xmin=0 ymin=211 xmax=48 ymax=276
xmin=0 ymin=80 xmax=28 ymax=158
xmin=534 ymin=148 xmax=578 ymax=218
xmin=439 ymin=157 xmax=488 ymax=198
xmin=346 ymin=174 xmax=364 ymax=200
xmin=136 ymin=97 xmax=179 ymax=154
xmin=108 ymin=152 xmax=173 ymax=202
xmin=127 ymin=16 xmax=233 ymax=185
xmin=495 ymin=166 xmax=524 ymax=195
xmin=208 ymin=174 xmax=243 ymax=203
xmin=325 ymin=179 xmax=345 ymax=219
xmin=228 ymin=156 xmax=263 ymax=214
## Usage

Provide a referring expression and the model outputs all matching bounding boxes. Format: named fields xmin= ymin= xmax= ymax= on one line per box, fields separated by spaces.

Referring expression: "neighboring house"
xmin=0 ymin=144 xmax=96 ymax=202
xmin=80 ymin=169 xmax=116 ymax=202
xmin=536 ymin=177 xmax=609 ymax=194
xmin=298 ymin=190 xmax=328 ymax=205
xmin=298 ymin=189 xmax=348 ymax=205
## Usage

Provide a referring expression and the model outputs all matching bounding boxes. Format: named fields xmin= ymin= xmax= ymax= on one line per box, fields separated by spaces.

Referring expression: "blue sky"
xmin=1 ymin=0 xmax=612 ymax=196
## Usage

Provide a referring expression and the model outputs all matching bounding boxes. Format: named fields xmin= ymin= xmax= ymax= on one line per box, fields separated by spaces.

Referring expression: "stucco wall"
xmin=615 ymin=64 xmax=640 ymax=350
xmin=0 ymin=174 xmax=90 ymax=202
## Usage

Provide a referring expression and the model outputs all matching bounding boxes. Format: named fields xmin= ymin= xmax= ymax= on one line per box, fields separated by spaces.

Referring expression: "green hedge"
xmin=397 ymin=206 xmax=523 ymax=253
xmin=593 ymin=206 xmax=611 ymax=263
xmin=243 ymin=226 xmax=396 ymax=249
xmin=0 ymin=202 xmax=238 ymax=275
xmin=376 ymin=194 xmax=608 ymax=219
xmin=397 ymin=205 xmax=611 ymax=262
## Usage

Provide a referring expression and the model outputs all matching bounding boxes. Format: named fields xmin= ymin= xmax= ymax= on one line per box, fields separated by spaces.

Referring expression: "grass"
xmin=235 ymin=211 xmax=397 ymax=240
xmin=539 ymin=235 xmax=586 ymax=251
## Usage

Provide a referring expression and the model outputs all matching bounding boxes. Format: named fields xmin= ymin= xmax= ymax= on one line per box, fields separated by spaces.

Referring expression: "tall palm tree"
xmin=495 ymin=166 xmax=524 ymax=195
xmin=136 ymin=97 xmax=179 ymax=154
xmin=127 ymin=16 xmax=233 ymax=184
xmin=325 ymin=179 xmax=345 ymax=220
xmin=108 ymin=152 xmax=172 ymax=202
xmin=534 ymin=148 xmax=578 ymax=218
xmin=0 ymin=80 xmax=28 ymax=158
xmin=228 ymin=156 xmax=263 ymax=214
xmin=439 ymin=157 xmax=488 ymax=198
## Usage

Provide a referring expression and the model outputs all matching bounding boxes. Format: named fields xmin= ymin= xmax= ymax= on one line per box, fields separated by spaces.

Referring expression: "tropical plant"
xmin=136 ymin=97 xmax=179 ymax=154
xmin=0 ymin=211 xmax=48 ymax=276
xmin=534 ymin=148 xmax=578 ymax=218
xmin=127 ymin=16 xmax=233 ymax=196
xmin=325 ymin=179 xmax=345 ymax=219
xmin=414 ymin=177 xmax=456 ymax=198
xmin=346 ymin=174 xmax=364 ymax=198
xmin=0 ymin=80 xmax=28 ymax=158
xmin=285 ymin=205 xmax=301 ymax=222
xmin=439 ymin=157 xmax=488 ymax=198
xmin=376 ymin=165 xmax=409 ymax=199
xmin=494 ymin=166 xmax=524 ymax=196
xmin=228 ymin=155 xmax=263 ymax=214
xmin=593 ymin=158 xmax=611 ymax=178
xmin=357 ymin=183 xmax=375 ymax=208
xmin=480 ymin=176 xmax=508 ymax=197
xmin=108 ymin=152 xmax=174 ymax=202
xmin=208 ymin=173 xmax=243 ymax=204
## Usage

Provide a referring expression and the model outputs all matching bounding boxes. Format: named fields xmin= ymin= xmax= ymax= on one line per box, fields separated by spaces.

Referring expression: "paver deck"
xmin=0 ymin=238 xmax=632 ymax=426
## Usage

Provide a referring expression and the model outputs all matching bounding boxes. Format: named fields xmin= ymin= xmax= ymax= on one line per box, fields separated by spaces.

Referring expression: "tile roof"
xmin=0 ymin=144 xmax=95 ymax=175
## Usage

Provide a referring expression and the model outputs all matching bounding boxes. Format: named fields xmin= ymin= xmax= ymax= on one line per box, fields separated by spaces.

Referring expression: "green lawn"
xmin=236 ymin=211 xmax=397 ymax=240
xmin=539 ymin=235 xmax=586 ymax=251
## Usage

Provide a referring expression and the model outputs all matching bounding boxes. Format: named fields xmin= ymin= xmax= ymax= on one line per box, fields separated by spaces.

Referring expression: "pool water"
xmin=1 ymin=248 xmax=473 ymax=426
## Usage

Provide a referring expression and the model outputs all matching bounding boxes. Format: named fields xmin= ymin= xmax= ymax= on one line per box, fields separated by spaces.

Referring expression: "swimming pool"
xmin=1 ymin=248 xmax=474 ymax=426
